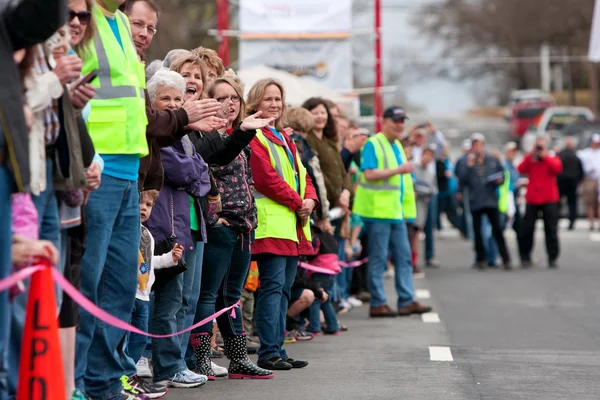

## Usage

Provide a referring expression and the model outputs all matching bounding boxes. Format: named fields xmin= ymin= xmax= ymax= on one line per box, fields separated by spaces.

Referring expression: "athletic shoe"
xmin=120 ymin=376 xmax=148 ymax=400
xmin=127 ymin=375 xmax=167 ymax=399
xmin=347 ymin=296 xmax=363 ymax=307
xmin=211 ymin=361 xmax=228 ymax=377
xmin=157 ymin=369 xmax=207 ymax=388
xmin=136 ymin=356 xmax=153 ymax=379
xmin=290 ymin=329 xmax=313 ymax=341
xmin=284 ymin=333 xmax=297 ymax=343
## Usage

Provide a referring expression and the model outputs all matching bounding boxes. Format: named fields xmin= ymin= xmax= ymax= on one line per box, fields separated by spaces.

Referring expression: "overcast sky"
xmin=353 ymin=1 xmax=475 ymax=116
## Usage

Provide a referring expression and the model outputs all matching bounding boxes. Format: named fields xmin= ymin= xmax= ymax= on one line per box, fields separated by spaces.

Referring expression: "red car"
xmin=510 ymin=100 xmax=553 ymax=138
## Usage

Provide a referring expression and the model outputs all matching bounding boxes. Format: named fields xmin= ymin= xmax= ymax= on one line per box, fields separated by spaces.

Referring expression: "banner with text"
xmin=239 ymin=39 xmax=353 ymax=91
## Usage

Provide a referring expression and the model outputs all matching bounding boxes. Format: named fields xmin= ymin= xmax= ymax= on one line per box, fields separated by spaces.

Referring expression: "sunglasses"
xmin=68 ymin=9 xmax=91 ymax=25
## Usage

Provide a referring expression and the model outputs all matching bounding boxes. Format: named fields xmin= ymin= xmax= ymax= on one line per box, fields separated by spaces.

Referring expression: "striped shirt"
xmin=33 ymin=45 xmax=60 ymax=145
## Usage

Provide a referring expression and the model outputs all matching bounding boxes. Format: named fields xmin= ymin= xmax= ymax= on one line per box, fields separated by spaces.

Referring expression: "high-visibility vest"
xmin=498 ymin=170 xmax=510 ymax=214
xmin=253 ymin=129 xmax=311 ymax=242
xmin=82 ymin=6 xmax=148 ymax=157
xmin=399 ymin=145 xmax=417 ymax=220
xmin=353 ymin=133 xmax=403 ymax=220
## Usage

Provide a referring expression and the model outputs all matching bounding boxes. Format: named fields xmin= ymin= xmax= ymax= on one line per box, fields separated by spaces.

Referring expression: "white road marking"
xmin=422 ymin=312 xmax=441 ymax=323
xmin=416 ymin=289 xmax=431 ymax=299
xmin=590 ymin=233 xmax=600 ymax=242
xmin=414 ymin=272 xmax=425 ymax=279
xmin=429 ymin=346 xmax=453 ymax=361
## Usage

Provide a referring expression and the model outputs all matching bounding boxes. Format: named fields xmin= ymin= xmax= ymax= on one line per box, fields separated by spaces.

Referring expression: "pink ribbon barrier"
xmin=339 ymin=258 xmax=368 ymax=268
xmin=0 ymin=264 xmax=239 ymax=339
xmin=298 ymin=262 xmax=337 ymax=275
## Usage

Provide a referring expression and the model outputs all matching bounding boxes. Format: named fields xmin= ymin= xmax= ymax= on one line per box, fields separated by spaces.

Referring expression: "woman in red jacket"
xmin=518 ymin=136 xmax=563 ymax=268
xmin=247 ymin=78 xmax=318 ymax=371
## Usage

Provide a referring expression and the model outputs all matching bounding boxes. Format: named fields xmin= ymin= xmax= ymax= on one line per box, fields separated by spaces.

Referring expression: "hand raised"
xmin=183 ymin=97 xmax=222 ymax=123
xmin=187 ymin=116 xmax=228 ymax=132
xmin=241 ymin=111 xmax=276 ymax=131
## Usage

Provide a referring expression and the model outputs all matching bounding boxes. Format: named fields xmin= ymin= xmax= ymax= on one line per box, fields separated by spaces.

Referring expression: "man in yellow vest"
xmin=73 ymin=1 xmax=173 ymax=399
xmin=353 ymin=107 xmax=432 ymax=318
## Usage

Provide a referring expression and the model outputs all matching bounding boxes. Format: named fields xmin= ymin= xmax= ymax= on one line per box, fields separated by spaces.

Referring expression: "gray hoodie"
xmin=457 ymin=152 xmax=504 ymax=212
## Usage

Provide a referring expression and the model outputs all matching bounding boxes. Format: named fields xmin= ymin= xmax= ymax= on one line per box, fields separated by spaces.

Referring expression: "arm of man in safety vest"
xmin=364 ymin=163 xmax=414 ymax=182
xmin=250 ymin=137 xmax=303 ymax=212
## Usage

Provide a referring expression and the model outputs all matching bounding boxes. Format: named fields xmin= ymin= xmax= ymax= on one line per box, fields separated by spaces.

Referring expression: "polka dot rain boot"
xmin=190 ymin=333 xmax=216 ymax=380
xmin=223 ymin=335 xmax=274 ymax=379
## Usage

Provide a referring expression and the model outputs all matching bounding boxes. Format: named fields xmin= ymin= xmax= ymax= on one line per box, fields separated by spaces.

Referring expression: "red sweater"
xmin=518 ymin=154 xmax=563 ymax=205
xmin=250 ymin=127 xmax=318 ymax=256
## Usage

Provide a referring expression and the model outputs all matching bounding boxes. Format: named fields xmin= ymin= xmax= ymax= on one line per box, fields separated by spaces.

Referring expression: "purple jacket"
xmin=145 ymin=139 xmax=210 ymax=251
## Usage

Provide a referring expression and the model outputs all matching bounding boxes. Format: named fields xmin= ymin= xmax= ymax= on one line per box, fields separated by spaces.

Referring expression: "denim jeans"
xmin=365 ymin=222 xmax=414 ymax=309
xmin=193 ymin=226 xmax=252 ymax=337
xmin=473 ymin=215 xmax=498 ymax=266
xmin=178 ymin=242 xmax=204 ymax=362
xmin=0 ymin=166 xmax=14 ymax=400
xmin=336 ymin=237 xmax=352 ymax=301
xmin=151 ymin=270 xmax=185 ymax=382
xmin=75 ymin=175 xmax=140 ymax=400
xmin=9 ymin=159 xmax=62 ymax=397
xmin=307 ymin=273 xmax=339 ymax=333
xmin=255 ymin=254 xmax=298 ymax=362
xmin=121 ymin=298 xmax=149 ymax=376
xmin=424 ymin=194 xmax=437 ymax=261
xmin=461 ymin=188 xmax=474 ymax=240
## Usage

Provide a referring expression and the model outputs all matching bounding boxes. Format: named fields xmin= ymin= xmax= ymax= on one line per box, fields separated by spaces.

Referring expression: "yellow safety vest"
xmin=82 ymin=6 xmax=148 ymax=156
xmin=353 ymin=133 xmax=403 ymax=220
xmin=498 ymin=170 xmax=510 ymax=214
xmin=254 ymin=129 xmax=311 ymax=242
xmin=400 ymin=144 xmax=417 ymax=220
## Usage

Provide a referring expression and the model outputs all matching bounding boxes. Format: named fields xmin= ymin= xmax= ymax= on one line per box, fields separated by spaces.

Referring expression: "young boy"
xmin=125 ymin=190 xmax=184 ymax=394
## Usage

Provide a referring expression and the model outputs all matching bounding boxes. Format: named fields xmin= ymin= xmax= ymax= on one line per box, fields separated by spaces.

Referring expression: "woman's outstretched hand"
xmin=241 ymin=111 xmax=276 ymax=131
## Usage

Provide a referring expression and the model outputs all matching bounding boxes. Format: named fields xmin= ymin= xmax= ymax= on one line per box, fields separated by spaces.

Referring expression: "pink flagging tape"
xmin=298 ymin=262 xmax=338 ymax=275
xmin=339 ymin=258 xmax=368 ymax=268
xmin=0 ymin=264 xmax=239 ymax=339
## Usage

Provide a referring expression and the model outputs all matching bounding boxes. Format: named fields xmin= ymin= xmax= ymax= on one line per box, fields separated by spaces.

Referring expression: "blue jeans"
xmin=255 ymin=254 xmax=298 ymax=362
xmin=9 ymin=159 xmax=61 ymax=397
xmin=193 ymin=227 xmax=252 ymax=336
xmin=122 ymin=298 xmax=149 ymax=374
xmin=424 ymin=194 xmax=437 ymax=261
xmin=471 ymin=215 xmax=499 ymax=266
xmin=180 ymin=241 xmax=204 ymax=365
xmin=151 ymin=268 xmax=185 ymax=382
xmin=461 ymin=189 xmax=474 ymax=240
xmin=0 ymin=167 xmax=14 ymax=400
xmin=75 ymin=175 xmax=140 ymax=400
xmin=307 ymin=273 xmax=339 ymax=333
xmin=365 ymin=222 xmax=414 ymax=309
xmin=336 ymin=238 xmax=352 ymax=301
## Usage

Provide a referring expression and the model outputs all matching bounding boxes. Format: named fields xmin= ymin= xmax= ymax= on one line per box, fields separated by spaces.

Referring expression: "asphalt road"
xmin=166 ymin=220 xmax=600 ymax=400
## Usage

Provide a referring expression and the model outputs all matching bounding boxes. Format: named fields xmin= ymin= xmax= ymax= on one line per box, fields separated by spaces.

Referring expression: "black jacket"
xmin=0 ymin=0 xmax=67 ymax=192
xmin=558 ymin=148 xmax=583 ymax=183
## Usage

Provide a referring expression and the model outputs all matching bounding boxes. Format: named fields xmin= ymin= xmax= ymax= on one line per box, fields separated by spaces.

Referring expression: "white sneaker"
xmin=347 ymin=296 xmax=363 ymax=308
xmin=136 ymin=356 xmax=152 ymax=379
xmin=158 ymin=369 xmax=207 ymax=388
xmin=338 ymin=299 xmax=352 ymax=314
xmin=211 ymin=361 xmax=228 ymax=377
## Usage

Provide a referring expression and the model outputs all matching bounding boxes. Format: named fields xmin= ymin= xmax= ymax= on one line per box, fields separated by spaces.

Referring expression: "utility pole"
xmin=217 ymin=0 xmax=230 ymax=68
xmin=374 ymin=0 xmax=383 ymax=132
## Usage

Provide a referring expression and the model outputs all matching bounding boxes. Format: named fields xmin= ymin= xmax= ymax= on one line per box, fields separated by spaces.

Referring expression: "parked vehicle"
xmin=520 ymin=106 xmax=594 ymax=152
xmin=553 ymin=119 xmax=600 ymax=151
xmin=510 ymin=100 xmax=553 ymax=139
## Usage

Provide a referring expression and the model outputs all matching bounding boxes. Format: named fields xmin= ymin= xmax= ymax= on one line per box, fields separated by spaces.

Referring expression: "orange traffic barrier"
xmin=17 ymin=260 xmax=66 ymax=400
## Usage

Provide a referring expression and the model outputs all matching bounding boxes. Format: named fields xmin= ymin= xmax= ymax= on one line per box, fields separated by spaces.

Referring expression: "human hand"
xmin=23 ymin=105 xmax=34 ymax=132
xmin=171 ymin=243 xmax=184 ymax=264
xmin=12 ymin=235 xmax=59 ymax=267
xmin=282 ymin=127 xmax=294 ymax=137
xmin=187 ymin=116 xmax=228 ymax=132
xmin=298 ymin=199 xmax=316 ymax=219
xmin=456 ymin=192 xmax=463 ymax=202
xmin=317 ymin=218 xmax=335 ymax=235
xmin=397 ymin=162 xmax=414 ymax=174
xmin=467 ymin=153 xmax=476 ymax=167
xmin=345 ymin=134 xmax=368 ymax=153
xmin=216 ymin=218 xmax=231 ymax=227
xmin=183 ymin=95 xmax=222 ymax=123
xmin=494 ymin=178 xmax=503 ymax=185
xmin=69 ymin=76 xmax=96 ymax=109
xmin=241 ymin=111 xmax=276 ymax=131
xmin=52 ymin=54 xmax=82 ymax=85
xmin=85 ymin=161 xmax=101 ymax=190
xmin=319 ymin=289 xmax=328 ymax=303
xmin=337 ymin=190 xmax=350 ymax=214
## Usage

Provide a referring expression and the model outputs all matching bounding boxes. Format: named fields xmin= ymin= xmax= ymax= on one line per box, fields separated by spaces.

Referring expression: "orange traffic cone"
xmin=17 ymin=260 xmax=66 ymax=400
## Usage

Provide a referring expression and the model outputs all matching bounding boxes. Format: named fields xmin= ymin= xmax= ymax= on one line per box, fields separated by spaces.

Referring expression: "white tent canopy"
xmin=236 ymin=65 xmax=358 ymax=117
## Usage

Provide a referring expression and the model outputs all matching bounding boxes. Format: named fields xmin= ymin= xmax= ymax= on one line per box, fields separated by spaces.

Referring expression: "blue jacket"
xmin=145 ymin=139 xmax=210 ymax=251
xmin=457 ymin=152 xmax=505 ymax=212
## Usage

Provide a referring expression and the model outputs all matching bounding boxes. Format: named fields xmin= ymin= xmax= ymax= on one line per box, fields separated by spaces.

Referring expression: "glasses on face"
xmin=131 ymin=20 xmax=157 ymax=35
xmin=68 ymin=9 xmax=91 ymax=25
xmin=216 ymin=95 xmax=240 ymax=104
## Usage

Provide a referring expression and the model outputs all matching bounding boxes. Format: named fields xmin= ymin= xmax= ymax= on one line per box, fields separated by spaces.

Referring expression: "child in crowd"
xmin=412 ymin=147 xmax=438 ymax=270
xmin=286 ymin=267 xmax=325 ymax=341
xmin=125 ymin=190 xmax=183 ymax=394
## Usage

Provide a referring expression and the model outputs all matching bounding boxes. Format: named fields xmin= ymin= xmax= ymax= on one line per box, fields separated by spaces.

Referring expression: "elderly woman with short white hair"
xmin=142 ymin=68 xmax=214 ymax=388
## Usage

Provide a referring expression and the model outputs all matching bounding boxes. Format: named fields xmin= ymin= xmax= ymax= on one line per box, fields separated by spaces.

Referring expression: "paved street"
xmin=169 ymin=221 xmax=600 ymax=400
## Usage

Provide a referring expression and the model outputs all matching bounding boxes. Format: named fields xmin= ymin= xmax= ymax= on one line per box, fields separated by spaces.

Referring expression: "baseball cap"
xmin=383 ymin=106 xmax=409 ymax=121
xmin=461 ymin=139 xmax=472 ymax=151
xmin=592 ymin=133 xmax=600 ymax=143
xmin=470 ymin=132 xmax=486 ymax=143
